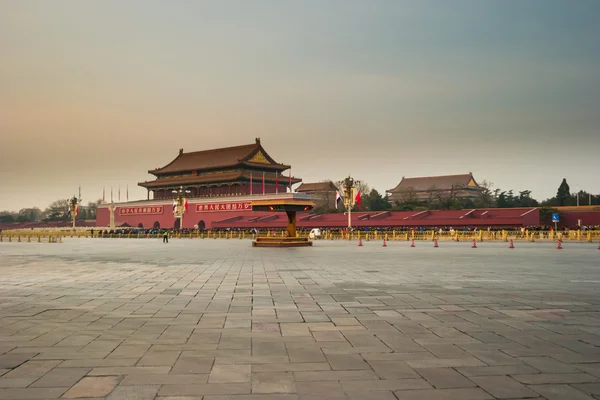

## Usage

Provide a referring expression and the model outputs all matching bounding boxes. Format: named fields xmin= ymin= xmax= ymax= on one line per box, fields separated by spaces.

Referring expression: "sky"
xmin=1 ymin=0 xmax=599 ymax=212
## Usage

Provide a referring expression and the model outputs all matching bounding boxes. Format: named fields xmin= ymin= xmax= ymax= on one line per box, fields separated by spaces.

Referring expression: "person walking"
xmin=163 ymin=230 xmax=169 ymax=243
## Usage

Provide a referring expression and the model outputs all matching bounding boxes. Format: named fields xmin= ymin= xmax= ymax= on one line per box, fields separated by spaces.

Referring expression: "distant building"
xmin=138 ymin=138 xmax=301 ymax=200
xmin=387 ymin=173 xmax=482 ymax=204
xmin=295 ymin=181 xmax=338 ymax=210
xmin=97 ymin=139 xmax=304 ymax=230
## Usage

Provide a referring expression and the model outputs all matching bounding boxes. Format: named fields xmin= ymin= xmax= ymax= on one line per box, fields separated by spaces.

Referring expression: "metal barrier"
xmin=1 ymin=230 xmax=598 ymax=243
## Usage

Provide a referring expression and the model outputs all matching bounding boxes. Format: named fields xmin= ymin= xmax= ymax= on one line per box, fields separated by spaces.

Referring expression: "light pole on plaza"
xmin=342 ymin=176 xmax=359 ymax=230
xmin=172 ymin=186 xmax=191 ymax=230
xmin=68 ymin=189 xmax=81 ymax=231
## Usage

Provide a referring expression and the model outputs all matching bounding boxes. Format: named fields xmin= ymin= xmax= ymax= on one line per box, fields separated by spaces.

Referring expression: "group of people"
xmin=90 ymin=224 xmax=598 ymax=240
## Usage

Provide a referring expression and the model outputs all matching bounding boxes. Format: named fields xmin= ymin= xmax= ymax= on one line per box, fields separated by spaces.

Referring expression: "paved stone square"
xmin=0 ymin=238 xmax=599 ymax=399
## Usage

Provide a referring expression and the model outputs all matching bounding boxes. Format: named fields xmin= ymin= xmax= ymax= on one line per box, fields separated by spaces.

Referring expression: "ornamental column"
xmin=109 ymin=203 xmax=115 ymax=229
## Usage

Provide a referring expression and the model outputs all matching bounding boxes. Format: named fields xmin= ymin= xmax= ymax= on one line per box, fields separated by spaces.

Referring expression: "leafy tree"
xmin=556 ymin=178 xmax=570 ymax=206
xmin=539 ymin=206 xmax=559 ymax=225
xmin=86 ymin=201 xmax=101 ymax=219
xmin=0 ymin=212 xmax=17 ymax=223
xmin=16 ymin=208 xmax=43 ymax=222
xmin=76 ymin=208 xmax=88 ymax=220
xmin=364 ymin=189 xmax=391 ymax=211
xmin=476 ymin=180 xmax=496 ymax=208
xmin=44 ymin=199 xmax=70 ymax=221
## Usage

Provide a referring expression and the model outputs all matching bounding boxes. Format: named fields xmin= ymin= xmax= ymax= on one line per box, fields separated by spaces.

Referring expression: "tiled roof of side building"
xmin=149 ymin=138 xmax=289 ymax=175
xmin=296 ymin=181 xmax=338 ymax=192
xmin=388 ymin=173 xmax=479 ymax=193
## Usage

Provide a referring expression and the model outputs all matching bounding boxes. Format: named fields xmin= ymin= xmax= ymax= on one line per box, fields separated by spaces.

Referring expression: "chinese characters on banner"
xmin=119 ymin=206 xmax=164 ymax=216
xmin=118 ymin=202 xmax=252 ymax=215
xmin=196 ymin=202 xmax=252 ymax=212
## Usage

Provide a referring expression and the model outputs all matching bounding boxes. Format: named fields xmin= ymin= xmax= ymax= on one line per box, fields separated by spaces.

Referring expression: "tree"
xmin=16 ymin=208 xmax=43 ymax=222
xmin=477 ymin=180 xmax=496 ymax=208
xmin=517 ymin=190 xmax=539 ymax=207
xmin=0 ymin=211 xmax=17 ymax=223
xmin=86 ymin=199 xmax=102 ymax=219
xmin=76 ymin=208 xmax=88 ymax=220
xmin=556 ymin=178 xmax=570 ymax=206
xmin=44 ymin=199 xmax=70 ymax=221
xmin=365 ymin=189 xmax=391 ymax=211
xmin=539 ymin=206 xmax=559 ymax=225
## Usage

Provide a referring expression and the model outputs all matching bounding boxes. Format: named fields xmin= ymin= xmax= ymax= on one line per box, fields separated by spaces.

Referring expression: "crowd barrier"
xmin=1 ymin=230 xmax=599 ymax=243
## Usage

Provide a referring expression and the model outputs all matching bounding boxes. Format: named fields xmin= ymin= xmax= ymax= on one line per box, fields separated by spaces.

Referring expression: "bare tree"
xmin=476 ymin=180 xmax=496 ymax=208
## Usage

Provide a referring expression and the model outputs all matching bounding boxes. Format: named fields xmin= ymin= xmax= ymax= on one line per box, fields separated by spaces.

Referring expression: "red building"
xmin=139 ymin=138 xmax=300 ymax=200
xmin=387 ymin=173 xmax=482 ymax=204
xmin=97 ymin=139 xmax=303 ymax=229
xmin=96 ymin=140 xmax=599 ymax=230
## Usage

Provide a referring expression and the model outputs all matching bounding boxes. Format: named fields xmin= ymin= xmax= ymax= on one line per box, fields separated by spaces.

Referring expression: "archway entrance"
xmin=197 ymin=220 xmax=206 ymax=231
xmin=174 ymin=219 xmax=181 ymax=230
xmin=138 ymin=223 xmax=144 ymax=228
xmin=153 ymin=221 xmax=160 ymax=229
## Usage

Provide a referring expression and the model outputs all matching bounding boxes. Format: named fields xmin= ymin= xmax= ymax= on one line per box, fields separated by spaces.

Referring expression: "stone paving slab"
xmin=0 ymin=239 xmax=599 ymax=399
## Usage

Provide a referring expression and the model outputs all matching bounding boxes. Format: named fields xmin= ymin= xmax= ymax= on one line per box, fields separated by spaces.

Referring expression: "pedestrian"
xmin=163 ymin=230 xmax=169 ymax=243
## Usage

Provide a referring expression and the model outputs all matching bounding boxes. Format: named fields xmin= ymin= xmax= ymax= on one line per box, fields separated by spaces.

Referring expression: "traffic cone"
xmin=358 ymin=238 xmax=363 ymax=247
xmin=557 ymin=240 xmax=562 ymax=250
xmin=509 ymin=239 xmax=514 ymax=249
xmin=434 ymin=239 xmax=439 ymax=248
xmin=410 ymin=239 xmax=415 ymax=248
xmin=472 ymin=239 xmax=477 ymax=248
xmin=382 ymin=238 xmax=387 ymax=247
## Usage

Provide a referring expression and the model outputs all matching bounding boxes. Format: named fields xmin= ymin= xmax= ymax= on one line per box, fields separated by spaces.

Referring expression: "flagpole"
xmin=288 ymin=168 xmax=292 ymax=193
xmin=250 ymin=172 xmax=253 ymax=195
xmin=275 ymin=171 xmax=278 ymax=194
xmin=262 ymin=171 xmax=265 ymax=195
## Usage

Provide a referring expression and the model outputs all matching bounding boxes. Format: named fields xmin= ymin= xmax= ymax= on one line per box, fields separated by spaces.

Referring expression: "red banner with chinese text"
xmin=119 ymin=206 xmax=164 ymax=216
xmin=196 ymin=201 xmax=252 ymax=212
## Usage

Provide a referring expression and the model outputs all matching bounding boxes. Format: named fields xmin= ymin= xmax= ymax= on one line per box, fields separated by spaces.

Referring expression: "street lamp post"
xmin=68 ymin=194 xmax=80 ymax=231
xmin=342 ymin=176 xmax=359 ymax=230
xmin=172 ymin=186 xmax=191 ymax=230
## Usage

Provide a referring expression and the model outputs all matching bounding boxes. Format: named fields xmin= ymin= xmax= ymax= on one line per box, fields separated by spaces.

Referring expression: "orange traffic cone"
xmin=358 ymin=238 xmax=363 ymax=247
xmin=410 ymin=239 xmax=415 ymax=248
xmin=472 ymin=239 xmax=477 ymax=248
xmin=557 ymin=240 xmax=562 ymax=250
xmin=382 ymin=239 xmax=387 ymax=247
xmin=509 ymin=239 xmax=514 ymax=249
xmin=434 ymin=239 xmax=439 ymax=248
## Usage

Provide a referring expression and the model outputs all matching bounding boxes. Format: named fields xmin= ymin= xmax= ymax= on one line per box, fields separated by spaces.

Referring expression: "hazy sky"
xmin=1 ymin=0 xmax=599 ymax=212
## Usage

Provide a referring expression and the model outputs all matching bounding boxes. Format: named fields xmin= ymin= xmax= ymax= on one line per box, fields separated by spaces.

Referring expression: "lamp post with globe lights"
xmin=68 ymin=189 xmax=81 ymax=231
xmin=342 ymin=176 xmax=359 ymax=230
xmin=172 ymin=186 xmax=191 ymax=230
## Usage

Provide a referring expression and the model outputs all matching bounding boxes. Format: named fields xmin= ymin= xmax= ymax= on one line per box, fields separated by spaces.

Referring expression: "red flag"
xmin=184 ymin=199 xmax=189 ymax=213
xmin=262 ymin=171 xmax=265 ymax=195
xmin=275 ymin=171 xmax=278 ymax=194
xmin=75 ymin=204 xmax=79 ymax=217
xmin=355 ymin=190 xmax=361 ymax=210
